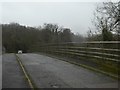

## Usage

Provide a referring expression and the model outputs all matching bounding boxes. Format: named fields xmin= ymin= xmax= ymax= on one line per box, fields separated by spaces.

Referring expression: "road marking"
xmin=15 ymin=54 xmax=35 ymax=89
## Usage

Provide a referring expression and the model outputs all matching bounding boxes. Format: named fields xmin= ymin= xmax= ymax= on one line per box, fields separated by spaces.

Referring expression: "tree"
xmin=2 ymin=23 xmax=74 ymax=52
xmin=2 ymin=23 xmax=40 ymax=52
xmin=59 ymin=28 xmax=73 ymax=42
xmin=93 ymin=1 xmax=120 ymax=41
xmin=72 ymin=33 xmax=85 ymax=42
xmin=41 ymin=23 xmax=59 ymax=43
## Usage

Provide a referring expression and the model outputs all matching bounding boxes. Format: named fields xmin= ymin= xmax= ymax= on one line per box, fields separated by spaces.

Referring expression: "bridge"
xmin=2 ymin=41 xmax=119 ymax=88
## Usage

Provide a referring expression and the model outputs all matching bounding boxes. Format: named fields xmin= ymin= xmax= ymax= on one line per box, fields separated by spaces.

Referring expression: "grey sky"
xmin=2 ymin=2 xmax=97 ymax=35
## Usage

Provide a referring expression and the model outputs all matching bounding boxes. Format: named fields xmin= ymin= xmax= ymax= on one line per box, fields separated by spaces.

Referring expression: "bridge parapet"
xmin=31 ymin=41 xmax=120 ymax=78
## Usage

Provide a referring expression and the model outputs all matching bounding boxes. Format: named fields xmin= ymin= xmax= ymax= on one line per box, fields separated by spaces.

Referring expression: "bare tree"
xmin=93 ymin=1 xmax=120 ymax=40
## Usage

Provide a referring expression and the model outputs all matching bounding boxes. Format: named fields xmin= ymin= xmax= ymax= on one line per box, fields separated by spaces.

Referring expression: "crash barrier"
xmin=31 ymin=41 xmax=120 ymax=78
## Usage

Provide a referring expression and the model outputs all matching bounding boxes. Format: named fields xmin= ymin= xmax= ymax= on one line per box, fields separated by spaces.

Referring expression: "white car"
xmin=18 ymin=50 xmax=22 ymax=54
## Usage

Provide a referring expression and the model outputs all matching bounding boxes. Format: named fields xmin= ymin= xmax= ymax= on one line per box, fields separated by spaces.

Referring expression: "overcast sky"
xmin=1 ymin=1 xmax=117 ymax=35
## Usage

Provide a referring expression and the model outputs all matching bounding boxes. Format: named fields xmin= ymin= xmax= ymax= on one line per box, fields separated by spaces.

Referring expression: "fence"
xmin=31 ymin=41 xmax=120 ymax=78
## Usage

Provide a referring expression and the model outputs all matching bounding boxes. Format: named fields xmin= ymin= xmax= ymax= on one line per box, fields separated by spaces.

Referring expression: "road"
xmin=18 ymin=53 xmax=118 ymax=88
xmin=2 ymin=54 xmax=29 ymax=88
xmin=2 ymin=53 xmax=118 ymax=88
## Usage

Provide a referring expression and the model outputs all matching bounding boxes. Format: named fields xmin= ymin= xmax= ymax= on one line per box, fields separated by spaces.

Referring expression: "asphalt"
xmin=18 ymin=53 xmax=119 ymax=88
xmin=2 ymin=53 xmax=29 ymax=88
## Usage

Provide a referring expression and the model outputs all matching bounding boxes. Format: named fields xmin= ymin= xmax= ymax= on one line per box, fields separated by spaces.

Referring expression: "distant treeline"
xmin=2 ymin=23 xmax=85 ymax=53
xmin=2 ymin=2 xmax=120 ymax=53
xmin=2 ymin=22 xmax=119 ymax=53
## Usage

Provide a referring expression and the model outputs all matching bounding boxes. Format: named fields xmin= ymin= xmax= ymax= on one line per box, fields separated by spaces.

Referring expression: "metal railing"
xmin=31 ymin=41 xmax=120 ymax=78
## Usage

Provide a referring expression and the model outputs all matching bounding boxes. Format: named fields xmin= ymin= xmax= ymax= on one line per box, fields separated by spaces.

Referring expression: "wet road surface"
xmin=18 ymin=53 xmax=118 ymax=88
xmin=2 ymin=54 xmax=29 ymax=88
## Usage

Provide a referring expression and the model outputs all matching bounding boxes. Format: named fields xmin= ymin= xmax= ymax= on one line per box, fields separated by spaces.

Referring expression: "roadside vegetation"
xmin=2 ymin=1 xmax=119 ymax=53
xmin=2 ymin=1 xmax=120 ymax=78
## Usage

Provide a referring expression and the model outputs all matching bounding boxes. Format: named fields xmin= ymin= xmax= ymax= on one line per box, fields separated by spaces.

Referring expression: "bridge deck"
xmin=18 ymin=53 xmax=118 ymax=88
xmin=2 ymin=54 xmax=29 ymax=88
xmin=2 ymin=53 xmax=119 ymax=88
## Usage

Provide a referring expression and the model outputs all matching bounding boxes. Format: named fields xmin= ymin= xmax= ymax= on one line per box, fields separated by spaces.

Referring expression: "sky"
xmin=0 ymin=0 xmax=119 ymax=35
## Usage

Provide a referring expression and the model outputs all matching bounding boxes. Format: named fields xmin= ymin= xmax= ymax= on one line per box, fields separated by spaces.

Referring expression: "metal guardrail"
xmin=38 ymin=41 xmax=119 ymax=61
xmin=82 ymin=41 xmax=120 ymax=43
xmin=31 ymin=41 xmax=119 ymax=77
